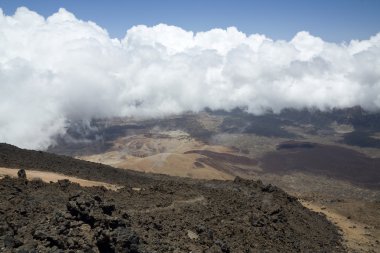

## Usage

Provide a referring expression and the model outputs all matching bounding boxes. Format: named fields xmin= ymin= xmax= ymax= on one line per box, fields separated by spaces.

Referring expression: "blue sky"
xmin=0 ymin=0 xmax=379 ymax=42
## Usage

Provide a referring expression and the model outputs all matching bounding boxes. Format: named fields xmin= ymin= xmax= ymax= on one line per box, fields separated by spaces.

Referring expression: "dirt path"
xmin=301 ymin=200 xmax=379 ymax=253
xmin=0 ymin=167 xmax=122 ymax=191
xmin=130 ymin=196 xmax=206 ymax=214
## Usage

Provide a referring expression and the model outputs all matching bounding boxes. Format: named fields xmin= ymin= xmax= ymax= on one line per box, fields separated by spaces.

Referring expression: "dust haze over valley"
xmin=1 ymin=6 xmax=380 ymax=253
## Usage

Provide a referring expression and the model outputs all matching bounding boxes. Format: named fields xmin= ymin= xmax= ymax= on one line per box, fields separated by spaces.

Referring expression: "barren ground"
xmin=0 ymin=143 xmax=346 ymax=252
xmin=0 ymin=167 xmax=121 ymax=191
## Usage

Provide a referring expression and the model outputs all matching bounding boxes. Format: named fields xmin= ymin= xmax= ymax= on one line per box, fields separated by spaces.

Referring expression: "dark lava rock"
xmin=17 ymin=169 xmax=26 ymax=179
xmin=0 ymin=144 xmax=346 ymax=252
xmin=0 ymin=177 xmax=140 ymax=252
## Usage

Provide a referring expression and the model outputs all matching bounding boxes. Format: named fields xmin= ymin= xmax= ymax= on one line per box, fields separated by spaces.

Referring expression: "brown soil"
xmin=115 ymin=153 xmax=233 ymax=180
xmin=184 ymin=150 xmax=258 ymax=166
xmin=80 ymin=133 xmax=236 ymax=181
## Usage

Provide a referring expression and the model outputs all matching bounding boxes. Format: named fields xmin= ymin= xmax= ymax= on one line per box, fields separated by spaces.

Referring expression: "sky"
xmin=0 ymin=1 xmax=380 ymax=149
xmin=0 ymin=0 xmax=379 ymax=42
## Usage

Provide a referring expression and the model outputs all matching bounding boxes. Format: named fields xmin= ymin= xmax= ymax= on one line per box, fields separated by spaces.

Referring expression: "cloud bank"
xmin=0 ymin=7 xmax=380 ymax=149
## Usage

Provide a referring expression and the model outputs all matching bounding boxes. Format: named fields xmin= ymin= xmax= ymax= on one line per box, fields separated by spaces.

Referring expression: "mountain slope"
xmin=0 ymin=143 xmax=345 ymax=252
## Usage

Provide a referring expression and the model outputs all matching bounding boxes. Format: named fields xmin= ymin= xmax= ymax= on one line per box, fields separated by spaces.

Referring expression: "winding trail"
xmin=130 ymin=196 xmax=206 ymax=214
xmin=0 ymin=167 xmax=122 ymax=191
xmin=300 ymin=200 xmax=376 ymax=253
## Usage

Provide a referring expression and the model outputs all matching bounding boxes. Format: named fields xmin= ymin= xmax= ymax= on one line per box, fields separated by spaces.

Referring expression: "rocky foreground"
xmin=0 ymin=143 xmax=345 ymax=252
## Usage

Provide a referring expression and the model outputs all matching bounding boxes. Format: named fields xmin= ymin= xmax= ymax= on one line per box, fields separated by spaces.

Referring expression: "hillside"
xmin=0 ymin=143 xmax=345 ymax=252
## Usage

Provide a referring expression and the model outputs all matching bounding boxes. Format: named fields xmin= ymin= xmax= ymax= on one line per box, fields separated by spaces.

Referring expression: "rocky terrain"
xmin=45 ymin=108 xmax=380 ymax=252
xmin=0 ymin=143 xmax=345 ymax=252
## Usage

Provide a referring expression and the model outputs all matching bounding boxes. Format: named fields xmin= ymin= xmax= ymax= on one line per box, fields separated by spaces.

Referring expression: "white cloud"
xmin=0 ymin=7 xmax=380 ymax=149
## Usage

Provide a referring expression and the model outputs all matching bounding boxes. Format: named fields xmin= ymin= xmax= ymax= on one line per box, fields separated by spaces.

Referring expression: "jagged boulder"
xmin=17 ymin=169 xmax=26 ymax=179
